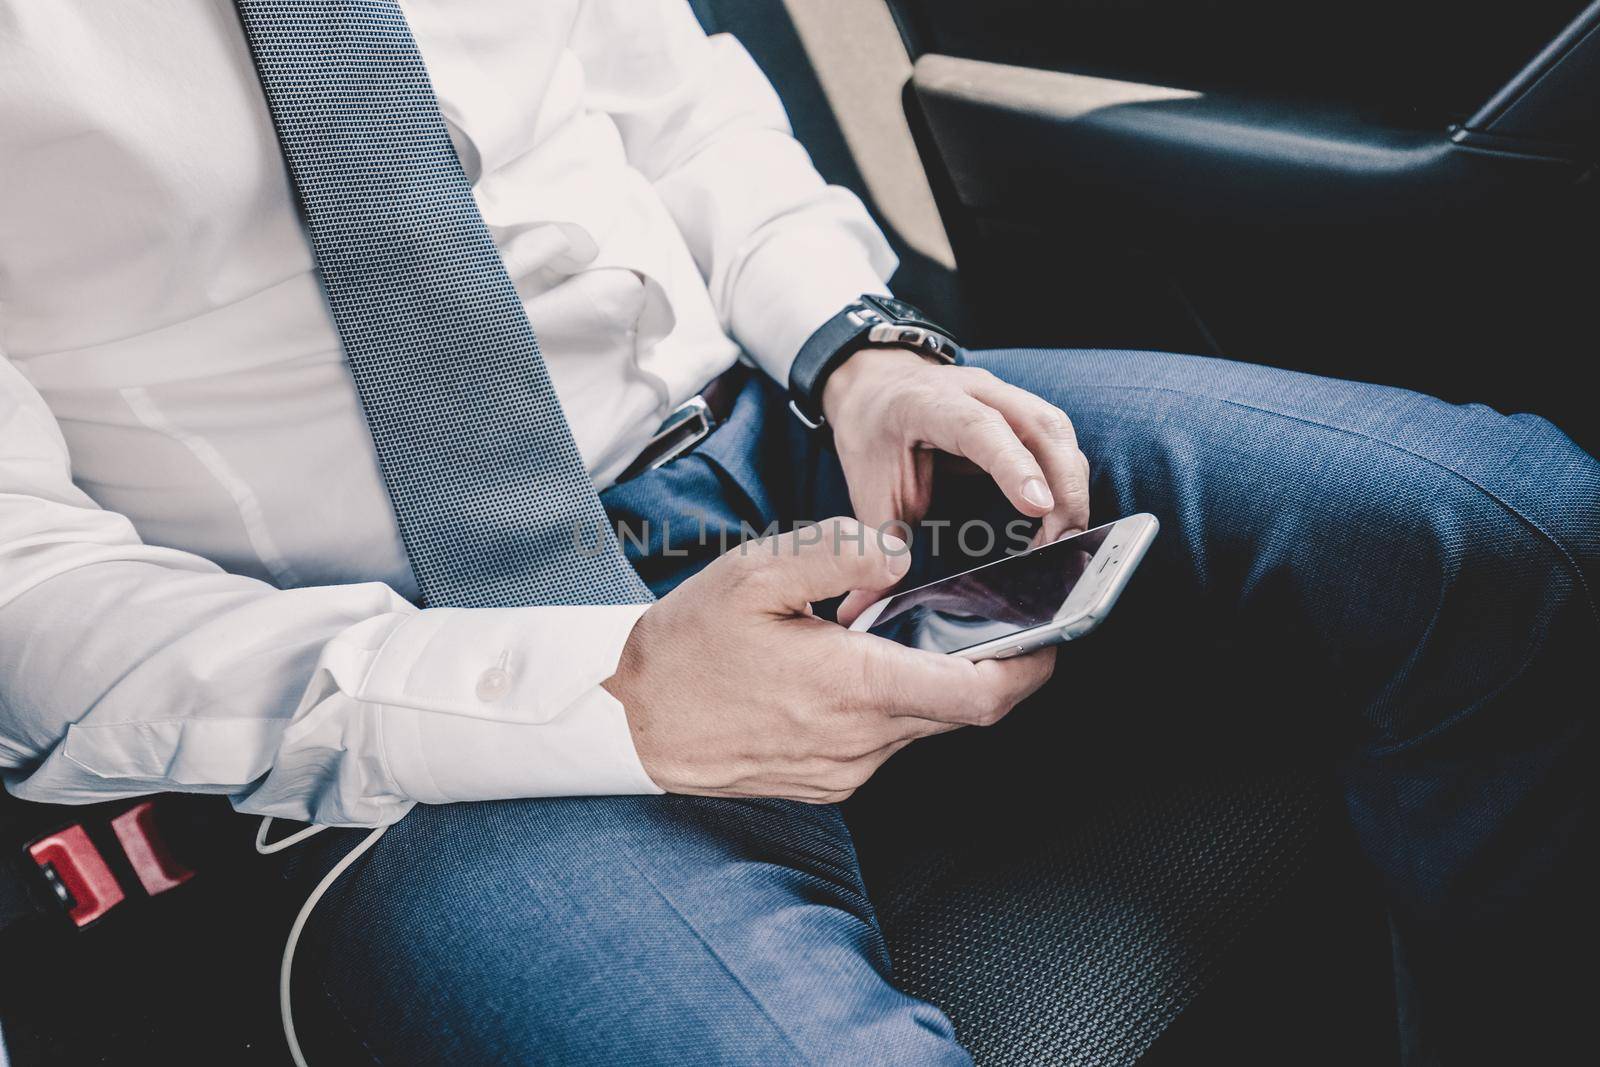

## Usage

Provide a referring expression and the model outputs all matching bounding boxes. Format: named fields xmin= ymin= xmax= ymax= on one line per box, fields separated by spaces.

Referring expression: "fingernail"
xmin=1022 ymin=478 xmax=1054 ymax=510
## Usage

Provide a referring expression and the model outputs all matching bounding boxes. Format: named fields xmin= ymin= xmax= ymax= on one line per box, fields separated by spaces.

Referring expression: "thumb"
xmin=836 ymin=587 xmax=883 ymax=628
xmin=746 ymin=517 xmax=911 ymax=613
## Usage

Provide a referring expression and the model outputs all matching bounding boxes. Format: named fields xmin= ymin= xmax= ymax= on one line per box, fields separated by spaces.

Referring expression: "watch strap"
xmin=788 ymin=297 xmax=964 ymax=430
xmin=787 ymin=305 xmax=878 ymax=429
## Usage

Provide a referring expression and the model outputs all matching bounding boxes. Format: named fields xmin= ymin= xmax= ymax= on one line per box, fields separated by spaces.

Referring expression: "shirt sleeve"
xmin=571 ymin=0 xmax=899 ymax=386
xmin=1 ymin=355 xmax=659 ymax=828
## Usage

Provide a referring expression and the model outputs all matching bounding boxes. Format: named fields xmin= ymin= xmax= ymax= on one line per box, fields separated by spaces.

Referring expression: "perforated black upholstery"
xmin=871 ymin=774 xmax=1323 ymax=1065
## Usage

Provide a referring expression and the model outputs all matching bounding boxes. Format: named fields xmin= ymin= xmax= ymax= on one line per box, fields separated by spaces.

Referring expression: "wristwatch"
xmin=787 ymin=295 xmax=964 ymax=430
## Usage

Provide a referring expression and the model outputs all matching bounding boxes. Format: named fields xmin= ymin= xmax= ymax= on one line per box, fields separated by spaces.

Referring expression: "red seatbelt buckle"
xmin=110 ymin=800 xmax=197 ymax=897
xmin=26 ymin=824 xmax=126 ymax=929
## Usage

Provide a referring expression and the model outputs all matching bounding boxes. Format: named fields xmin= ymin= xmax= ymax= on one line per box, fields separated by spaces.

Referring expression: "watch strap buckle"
xmin=787 ymin=397 xmax=828 ymax=431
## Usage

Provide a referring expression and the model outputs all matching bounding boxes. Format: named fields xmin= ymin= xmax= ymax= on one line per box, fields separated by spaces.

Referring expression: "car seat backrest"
xmin=688 ymin=0 xmax=964 ymax=328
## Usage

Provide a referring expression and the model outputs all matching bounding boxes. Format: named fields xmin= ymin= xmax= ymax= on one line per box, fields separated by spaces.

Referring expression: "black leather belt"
xmin=617 ymin=364 xmax=748 ymax=482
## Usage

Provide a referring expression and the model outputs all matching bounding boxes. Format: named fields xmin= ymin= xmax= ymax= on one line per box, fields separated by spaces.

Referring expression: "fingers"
xmin=840 ymin=453 xmax=934 ymax=621
xmin=859 ymin=637 xmax=1058 ymax=726
xmin=734 ymin=517 xmax=911 ymax=613
xmin=961 ymin=371 xmax=1092 ymax=544
xmin=971 ymin=644 xmax=1058 ymax=716
xmin=918 ymin=393 xmax=1054 ymax=521
xmin=847 ymin=449 xmax=935 ymax=541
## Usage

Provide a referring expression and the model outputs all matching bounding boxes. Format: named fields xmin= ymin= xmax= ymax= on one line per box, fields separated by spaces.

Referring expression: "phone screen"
xmin=866 ymin=524 xmax=1114 ymax=654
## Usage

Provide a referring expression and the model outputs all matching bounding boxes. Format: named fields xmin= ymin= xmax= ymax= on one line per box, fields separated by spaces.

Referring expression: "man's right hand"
xmin=604 ymin=518 xmax=1057 ymax=803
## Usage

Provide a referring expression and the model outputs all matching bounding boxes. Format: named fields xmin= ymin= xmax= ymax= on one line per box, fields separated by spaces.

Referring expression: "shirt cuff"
xmin=728 ymin=189 xmax=899 ymax=386
xmin=357 ymin=604 xmax=663 ymax=802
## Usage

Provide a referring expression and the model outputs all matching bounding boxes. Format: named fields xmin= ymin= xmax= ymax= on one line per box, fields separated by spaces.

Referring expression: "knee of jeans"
xmin=1352 ymin=419 xmax=1598 ymax=750
xmin=1459 ymin=415 xmax=1600 ymax=611
xmin=1499 ymin=414 xmax=1600 ymax=573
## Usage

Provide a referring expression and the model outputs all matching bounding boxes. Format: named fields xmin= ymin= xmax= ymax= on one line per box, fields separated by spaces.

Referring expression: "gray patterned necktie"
xmin=234 ymin=0 xmax=651 ymax=609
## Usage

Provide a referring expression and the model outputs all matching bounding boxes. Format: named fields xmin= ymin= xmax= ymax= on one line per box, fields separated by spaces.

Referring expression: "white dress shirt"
xmin=0 ymin=0 xmax=896 ymax=826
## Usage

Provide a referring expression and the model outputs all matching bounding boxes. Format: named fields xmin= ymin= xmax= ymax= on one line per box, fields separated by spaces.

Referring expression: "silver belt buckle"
xmin=636 ymin=395 xmax=715 ymax=476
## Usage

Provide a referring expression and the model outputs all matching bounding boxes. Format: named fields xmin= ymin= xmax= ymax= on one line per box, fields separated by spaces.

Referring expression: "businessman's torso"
xmin=0 ymin=0 xmax=740 ymax=593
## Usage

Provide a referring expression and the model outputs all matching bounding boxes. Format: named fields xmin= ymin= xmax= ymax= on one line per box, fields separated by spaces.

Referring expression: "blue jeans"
xmin=299 ymin=350 xmax=1597 ymax=1065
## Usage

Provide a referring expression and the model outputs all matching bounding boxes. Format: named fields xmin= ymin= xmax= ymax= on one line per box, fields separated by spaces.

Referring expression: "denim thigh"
xmin=304 ymin=794 xmax=966 ymax=1066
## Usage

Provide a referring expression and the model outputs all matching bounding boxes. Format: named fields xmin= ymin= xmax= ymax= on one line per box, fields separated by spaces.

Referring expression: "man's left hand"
xmin=822 ymin=347 xmax=1090 ymax=622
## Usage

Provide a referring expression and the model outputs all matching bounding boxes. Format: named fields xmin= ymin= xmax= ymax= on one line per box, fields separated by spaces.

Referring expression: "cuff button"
xmin=475 ymin=666 xmax=512 ymax=702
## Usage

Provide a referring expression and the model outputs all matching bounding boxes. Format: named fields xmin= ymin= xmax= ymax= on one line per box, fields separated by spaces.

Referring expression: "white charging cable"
xmin=257 ymin=816 xmax=389 ymax=1067
xmin=254 ymin=817 xmax=328 ymax=856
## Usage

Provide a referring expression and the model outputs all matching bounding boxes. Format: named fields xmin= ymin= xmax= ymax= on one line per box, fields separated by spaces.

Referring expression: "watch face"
xmin=863 ymin=295 xmax=933 ymax=326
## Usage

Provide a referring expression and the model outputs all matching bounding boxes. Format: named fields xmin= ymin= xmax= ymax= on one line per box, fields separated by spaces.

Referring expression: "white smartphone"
xmin=847 ymin=514 xmax=1159 ymax=661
